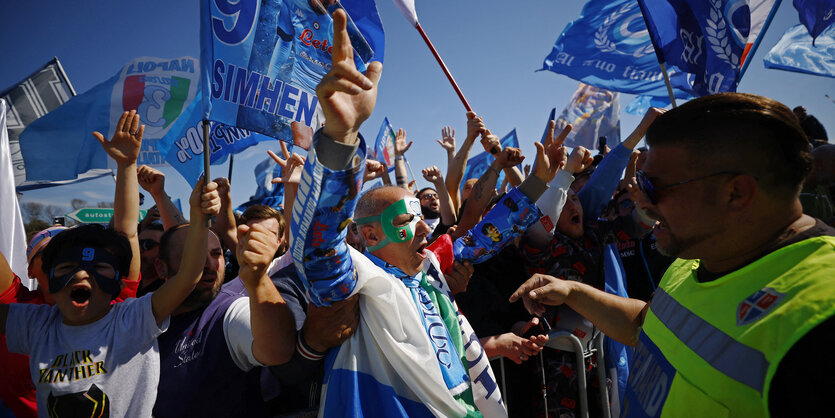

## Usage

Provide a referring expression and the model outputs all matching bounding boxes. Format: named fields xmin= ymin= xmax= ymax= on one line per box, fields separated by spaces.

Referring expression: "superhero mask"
xmin=356 ymin=197 xmax=423 ymax=251
xmin=49 ymin=246 xmax=122 ymax=297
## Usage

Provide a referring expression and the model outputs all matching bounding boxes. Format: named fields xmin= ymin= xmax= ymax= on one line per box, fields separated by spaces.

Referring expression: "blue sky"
xmin=1 ymin=0 xmax=833 ymax=216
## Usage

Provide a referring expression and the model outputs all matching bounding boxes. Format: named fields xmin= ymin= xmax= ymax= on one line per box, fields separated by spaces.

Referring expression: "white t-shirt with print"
xmin=6 ymin=293 xmax=169 ymax=418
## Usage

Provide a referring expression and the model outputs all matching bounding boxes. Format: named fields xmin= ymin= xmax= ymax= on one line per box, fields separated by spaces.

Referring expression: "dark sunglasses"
xmin=636 ymin=170 xmax=740 ymax=205
xmin=419 ymin=193 xmax=439 ymax=200
xmin=139 ymin=239 xmax=160 ymax=251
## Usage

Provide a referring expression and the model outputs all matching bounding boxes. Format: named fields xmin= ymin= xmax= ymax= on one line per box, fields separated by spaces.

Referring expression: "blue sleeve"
xmin=578 ymin=144 xmax=631 ymax=223
xmin=453 ymin=187 xmax=541 ymax=264
xmin=289 ymin=134 xmax=365 ymax=307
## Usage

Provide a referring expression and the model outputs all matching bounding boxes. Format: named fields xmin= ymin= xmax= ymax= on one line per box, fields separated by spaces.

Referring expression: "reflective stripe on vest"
xmin=651 ymin=288 xmax=769 ymax=393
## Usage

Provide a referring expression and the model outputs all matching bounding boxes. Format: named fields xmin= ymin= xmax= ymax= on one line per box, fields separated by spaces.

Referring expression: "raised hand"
xmin=494 ymin=147 xmax=524 ymax=170
xmin=268 ymin=142 xmax=306 ymax=186
xmin=623 ymin=107 xmax=666 ymax=149
xmin=565 ymin=146 xmax=593 ymax=174
xmin=465 ymin=111 xmax=485 ymax=144
xmin=436 ymin=126 xmax=456 ymax=154
xmin=189 ymin=177 xmax=221 ymax=219
xmin=394 ymin=128 xmax=412 ymax=156
xmin=364 ymin=159 xmax=386 ymax=183
xmin=421 ymin=165 xmax=444 ymax=186
xmin=532 ymin=122 xmax=572 ymax=183
xmin=213 ymin=177 xmax=232 ymax=207
xmin=236 ymin=223 xmax=279 ymax=284
xmin=316 ymin=9 xmax=383 ymax=144
xmin=480 ymin=130 xmax=501 ymax=155
xmin=137 ymin=165 xmax=165 ymax=197
xmin=94 ymin=110 xmax=144 ymax=166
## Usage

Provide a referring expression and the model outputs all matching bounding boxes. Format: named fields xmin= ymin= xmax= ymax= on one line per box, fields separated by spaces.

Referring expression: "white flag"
xmin=0 ymin=99 xmax=29 ymax=280
xmin=391 ymin=0 xmax=418 ymax=27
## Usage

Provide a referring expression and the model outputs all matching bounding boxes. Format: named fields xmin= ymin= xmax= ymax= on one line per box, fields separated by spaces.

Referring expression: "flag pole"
xmin=636 ymin=1 xmax=677 ymax=108
xmin=202 ymin=119 xmax=211 ymax=226
xmin=227 ymin=154 xmax=234 ymax=182
xmin=658 ymin=62 xmax=677 ymax=108
xmin=414 ymin=23 xmax=473 ymax=112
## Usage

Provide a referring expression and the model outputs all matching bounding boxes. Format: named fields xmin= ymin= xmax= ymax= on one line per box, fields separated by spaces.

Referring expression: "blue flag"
xmin=461 ymin=129 xmax=519 ymax=191
xmin=541 ymin=0 xmax=694 ymax=105
xmin=764 ymin=24 xmax=835 ymax=78
xmin=234 ymin=154 xmax=290 ymax=214
xmin=157 ymin=91 xmax=276 ymax=186
xmin=793 ymin=0 xmax=835 ymax=44
xmin=200 ymin=0 xmax=384 ymax=146
xmin=638 ymin=0 xmax=752 ymax=96
xmin=373 ymin=117 xmax=396 ymax=170
xmin=19 ymin=56 xmax=200 ymax=181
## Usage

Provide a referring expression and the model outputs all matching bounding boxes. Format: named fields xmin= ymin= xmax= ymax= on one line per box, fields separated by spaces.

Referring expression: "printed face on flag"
xmin=201 ymin=0 xmax=384 ymax=142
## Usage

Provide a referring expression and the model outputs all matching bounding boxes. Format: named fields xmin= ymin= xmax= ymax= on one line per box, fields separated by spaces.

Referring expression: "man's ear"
xmin=359 ymin=224 xmax=381 ymax=247
xmin=154 ymin=258 xmax=168 ymax=279
xmin=726 ymin=174 xmax=758 ymax=213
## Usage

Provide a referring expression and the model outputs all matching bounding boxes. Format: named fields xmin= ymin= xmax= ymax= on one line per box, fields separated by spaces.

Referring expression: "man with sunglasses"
xmin=512 ymin=93 xmax=835 ymax=417
xmin=136 ymin=222 xmax=164 ymax=297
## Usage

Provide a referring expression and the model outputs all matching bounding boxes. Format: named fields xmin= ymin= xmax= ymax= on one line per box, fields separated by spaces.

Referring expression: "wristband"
xmin=297 ymin=330 xmax=327 ymax=361
xmin=395 ymin=155 xmax=405 ymax=161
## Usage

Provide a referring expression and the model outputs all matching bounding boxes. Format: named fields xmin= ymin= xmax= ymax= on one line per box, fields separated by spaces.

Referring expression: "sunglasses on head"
xmin=636 ymin=170 xmax=740 ymax=205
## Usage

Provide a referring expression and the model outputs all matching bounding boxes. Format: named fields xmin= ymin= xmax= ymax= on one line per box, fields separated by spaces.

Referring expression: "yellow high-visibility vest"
xmin=622 ymin=236 xmax=835 ymax=417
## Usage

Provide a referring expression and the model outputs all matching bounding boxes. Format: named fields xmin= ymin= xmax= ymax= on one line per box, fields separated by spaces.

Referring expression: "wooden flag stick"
xmin=414 ymin=22 xmax=473 ymax=112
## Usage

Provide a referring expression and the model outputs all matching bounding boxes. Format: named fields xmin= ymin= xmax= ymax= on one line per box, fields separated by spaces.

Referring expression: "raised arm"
xmin=211 ymin=177 xmax=238 ymax=251
xmin=94 ymin=110 xmax=143 ymax=281
xmin=137 ymin=165 xmax=186 ymax=230
xmin=291 ymin=8 xmax=381 ymax=306
xmin=578 ymin=108 xmax=663 ymax=222
xmin=481 ymin=130 xmax=524 ymax=187
xmin=436 ymin=126 xmax=456 ymax=174
xmin=236 ymin=222 xmax=296 ymax=365
xmin=150 ymin=178 xmax=221 ymax=325
xmin=422 ymin=166 xmax=457 ymax=227
xmin=454 ymin=147 xmax=523 ymax=236
xmin=393 ymin=128 xmax=411 ymax=189
xmin=445 ymin=112 xmax=485 ymax=211
xmin=268 ymin=144 xmax=305 ymax=254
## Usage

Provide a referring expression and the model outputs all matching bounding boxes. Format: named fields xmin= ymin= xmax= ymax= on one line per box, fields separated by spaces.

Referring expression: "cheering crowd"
xmin=1 ymin=9 xmax=834 ymax=418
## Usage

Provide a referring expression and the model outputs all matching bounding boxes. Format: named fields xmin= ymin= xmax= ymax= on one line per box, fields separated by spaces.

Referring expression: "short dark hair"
xmin=239 ymin=204 xmax=285 ymax=238
xmin=41 ymin=224 xmax=132 ymax=277
xmin=646 ymin=93 xmax=812 ymax=199
xmin=157 ymin=224 xmax=189 ymax=267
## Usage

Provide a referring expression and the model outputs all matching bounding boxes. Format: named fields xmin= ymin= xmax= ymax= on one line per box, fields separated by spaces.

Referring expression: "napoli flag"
xmin=234 ymin=154 xmax=289 ymax=213
xmin=200 ymin=0 xmax=384 ymax=145
xmin=541 ymin=0 xmax=694 ymax=105
xmin=764 ymin=23 xmax=835 ymax=78
xmin=19 ymin=56 xmax=200 ymax=181
xmin=793 ymin=0 xmax=835 ymax=44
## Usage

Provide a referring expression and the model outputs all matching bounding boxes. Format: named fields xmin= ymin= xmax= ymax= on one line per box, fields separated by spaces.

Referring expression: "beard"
xmin=421 ymin=206 xmax=440 ymax=220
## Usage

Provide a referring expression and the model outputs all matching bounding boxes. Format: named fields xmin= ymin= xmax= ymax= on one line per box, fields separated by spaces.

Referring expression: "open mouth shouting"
xmin=69 ymin=282 xmax=92 ymax=308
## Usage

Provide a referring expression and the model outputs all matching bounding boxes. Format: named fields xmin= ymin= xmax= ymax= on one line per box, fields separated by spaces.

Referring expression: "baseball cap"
xmin=27 ymin=226 xmax=68 ymax=265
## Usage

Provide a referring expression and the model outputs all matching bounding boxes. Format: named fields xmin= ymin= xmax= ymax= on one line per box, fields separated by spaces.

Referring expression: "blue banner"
xmin=764 ymin=23 xmax=835 ymax=78
xmin=373 ymin=117 xmax=396 ymax=170
xmin=461 ymin=129 xmax=519 ymax=191
xmin=200 ymin=0 xmax=384 ymax=146
xmin=19 ymin=56 xmax=200 ymax=181
xmin=793 ymin=0 xmax=835 ymax=44
xmin=157 ymin=91 xmax=275 ymax=186
xmin=541 ymin=0 xmax=694 ymax=105
xmin=234 ymin=154 xmax=289 ymax=213
xmin=638 ymin=0 xmax=751 ymax=96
